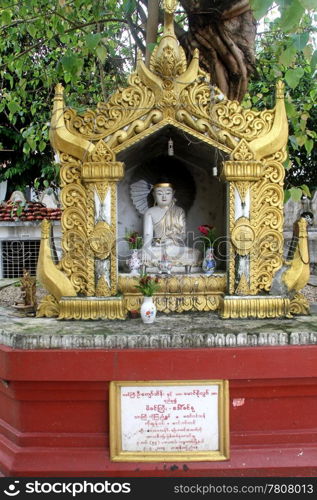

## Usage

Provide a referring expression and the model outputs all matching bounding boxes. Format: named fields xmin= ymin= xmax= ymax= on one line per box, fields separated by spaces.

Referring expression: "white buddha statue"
xmin=141 ymin=181 xmax=201 ymax=272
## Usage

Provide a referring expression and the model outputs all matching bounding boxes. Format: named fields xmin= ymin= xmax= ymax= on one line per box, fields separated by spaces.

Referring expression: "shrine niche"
xmin=37 ymin=0 xmax=310 ymax=320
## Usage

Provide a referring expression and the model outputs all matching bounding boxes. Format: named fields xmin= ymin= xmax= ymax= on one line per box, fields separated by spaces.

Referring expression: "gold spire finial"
xmin=276 ymin=80 xmax=285 ymax=99
xmin=163 ymin=0 xmax=178 ymax=14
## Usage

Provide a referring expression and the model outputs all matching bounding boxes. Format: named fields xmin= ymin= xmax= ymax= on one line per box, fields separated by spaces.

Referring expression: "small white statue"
xmin=141 ymin=180 xmax=201 ymax=272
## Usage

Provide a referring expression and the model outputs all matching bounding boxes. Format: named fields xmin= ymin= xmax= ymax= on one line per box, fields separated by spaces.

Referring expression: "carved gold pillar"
xmin=220 ymin=139 xmax=290 ymax=318
xmin=221 ymin=154 xmax=263 ymax=296
xmin=81 ymin=141 xmax=124 ymax=297
xmin=57 ymin=141 xmax=127 ymax=320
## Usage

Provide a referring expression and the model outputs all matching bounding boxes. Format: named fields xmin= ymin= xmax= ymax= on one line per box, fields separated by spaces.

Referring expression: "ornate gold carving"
xmin=50 ymin=84 xmax=95 ymax=161
xmin=235 ymin=181 xmax=249 ymax=202
xmin=163 ymin=0 xmax=178 ymax=14
xmin=109 ymin=182 xmax=118 ymax=295
xmin=118 ymin=274 xmax=226 ymax=294
xmin=94 ymin=182 xmax=108 ymax=204
xmin=289 ymin=292 xmax=310 ymax=316
xmin=235 ymin=274 xmax=251 ymax=295
xmin=64 ymin=73 xmax=156 ymax=141
xmin=36 ymin=294 xmax=60 ymax=318
xmin=90 ymin=139 xmax=114 ymax=162
xmin=249 ymin=152 xmax=285 ymax=293
xmin=231 ymin=217 xmax=255 ymax=256
xmin=282 ymin=218 xmax=310 ymax=294
xmin=221 ymin=160 xmax=263 ymax=181
xmin=221 ymin=296 xmax=291 ymax=319
xmin=82 ymin=162 xmax=124 ymax=182
xmin=96 ymin=276 xmax=111 ymax=297
xmin=89 ymin=221 xmax=114 ymax=260
xmin=37 ymin=220 xmax=77 ymax=301
xmin=228 ymin=183 xmax=236 ymax=295
xmin=47 ymin=0 xmax=294 ymax=319
xmin=232 ymin=139 xmax=255 ymax=161
xmin=58 ymin=297 xmax=127 ymax=320
xmin=119 ymin=274 xmax=225 ymax=314
xmin=249 ymin=81 xmax=288 ymax=160
xmin=106 ymin=111 xmax=164 ymax=149
xmin=211 ymin=100 xmax=274 ymax=140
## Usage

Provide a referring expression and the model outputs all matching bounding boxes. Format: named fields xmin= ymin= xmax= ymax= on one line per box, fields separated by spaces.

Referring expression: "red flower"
xmin=198 ymin=224 xmax=213 ymax=235
xmin=198 ymin=224 xmax=216 ymax=247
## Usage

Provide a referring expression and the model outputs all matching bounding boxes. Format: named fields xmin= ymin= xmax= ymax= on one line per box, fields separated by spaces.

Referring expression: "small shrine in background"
xmin=37 ymin=0 xmax=310 ymax=321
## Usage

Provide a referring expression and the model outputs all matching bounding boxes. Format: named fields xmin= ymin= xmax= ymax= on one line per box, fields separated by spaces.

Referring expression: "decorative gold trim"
xmin=58 ymin=297 xmax=127 ymax=320
xmin=119 ymin=274 xmax=225 ymax=313
xmin=221 ymin=160 xmax=263 ymax=182
xmin=36 ymin=294 xmax=60 ymax=318
xmin=118 ymin=274 xmax=226 ymax=294
xmin=153 ymin=182 xmax=173 ymax=188
xmin=109 ymin=379 xmax=230 ymax=462
xmin=163 ymin=0 xmax=178 ymax=14
xmin=231 ymin=217 xmax=255 ymax=256
xmin=282 ymin=218 xmax=310 ymax=294
xmin=235 ymin=274 xmax=251 ymax=295
xmin=228 ymin=183 xmax=236 ymax=295
xmin=89 ymin=221 xmax=114 ymax=260
xmin=50 ymin=84 xmax=95 ymax=161
xmin=82 ymin=162 xmax=124 ymax=182
xmin=96 ymin=275 xmax=111 ymax=297
xmin=220 ymin=296 xmax=291 ymax=319
xmin=37 ymin=220 xmax=77 ymax=302
xmin=290 ymin=292 xmax=310 ymax=315
xmin=249 ymin=81 xmax=288 ymax=160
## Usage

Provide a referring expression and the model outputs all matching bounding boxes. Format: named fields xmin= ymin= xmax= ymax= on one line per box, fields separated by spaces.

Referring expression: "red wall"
xmin=0 ymin=345 xmax=317 ymax=477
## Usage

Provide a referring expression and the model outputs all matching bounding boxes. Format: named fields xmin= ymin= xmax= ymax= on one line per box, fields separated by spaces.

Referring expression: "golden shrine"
xmin=37 ymin=0 xmax=310 ymax=320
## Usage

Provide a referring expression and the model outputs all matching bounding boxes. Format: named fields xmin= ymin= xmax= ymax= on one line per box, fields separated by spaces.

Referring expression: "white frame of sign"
xmin=109 ymin=380 xmax=229 ymax=462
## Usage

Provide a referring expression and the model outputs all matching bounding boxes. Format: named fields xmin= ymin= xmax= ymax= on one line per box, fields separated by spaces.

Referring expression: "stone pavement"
xmin=0 ymin=304 xmax=316 ymax=350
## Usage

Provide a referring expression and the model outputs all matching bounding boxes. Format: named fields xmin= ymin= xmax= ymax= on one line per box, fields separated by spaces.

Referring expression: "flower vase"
xmin=202 ymin=247 xmax=216 ymax=275
xmin=140 ymin=296 xmax=157 ymax=324
xmin=128 ymin=249 xmax=141 ymax=275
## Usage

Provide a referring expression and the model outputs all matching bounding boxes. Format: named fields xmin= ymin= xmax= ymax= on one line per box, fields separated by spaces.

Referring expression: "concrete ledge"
xmin=0 ymin=305 xmax=317 ymax=349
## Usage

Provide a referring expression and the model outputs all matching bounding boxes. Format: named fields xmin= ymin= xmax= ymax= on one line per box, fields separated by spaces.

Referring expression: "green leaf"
xmin=7 ymin=101 xmax=20 ymax=115
xmin=96 ymin=46 xmax=107 ymax=63
xmin=124 ymin=0 xmax=137 ymax=15
xmin=1 ymin=10 xmax=11 ymax=26
xmin=85 ymin=33 xmax=101 ymax=51
xmin=61 ymin=54 xmax=77 ymax=73
xmin=311 ymin=50 xmax=317 ymax=72
xmin=279 ymin=0 xmax=305 ymax=32
xmin=285 ymin=67 xmax=304 ymax=89
xmin=291 ymin=33 xmax=309 ymax=52
xmin=249 ymin=0 xmax=274 ymax=20
xmin=279 ymin=46 xmax=297 ymax=67
xmin=298 ymin=0 xmax=316 ymax=9
xmin=284 ymin=189 xmax=291 ymax=204
xmin=289 ymin=187 xmax=302 ymax=202
xmin=300 ymin=184 xmax=311 ymax=197
xmin=305 ymin=139 xmax=313 ymax=154
xmin=27 ymin=24 xmax=37 ymax=38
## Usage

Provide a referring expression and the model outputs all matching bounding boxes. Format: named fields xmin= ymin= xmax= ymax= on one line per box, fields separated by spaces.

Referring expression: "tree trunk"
xmin=145 ymin=0 xmax=160 ymax=66
xmin=136 ymin=0 xmax=256 ymax=101
xmin=178 ymin=0 xmax=256 ymax=102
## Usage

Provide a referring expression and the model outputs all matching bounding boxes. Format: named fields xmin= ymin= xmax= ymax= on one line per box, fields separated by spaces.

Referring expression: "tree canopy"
xmin=0 ymin=0 xmax=316 ymax=198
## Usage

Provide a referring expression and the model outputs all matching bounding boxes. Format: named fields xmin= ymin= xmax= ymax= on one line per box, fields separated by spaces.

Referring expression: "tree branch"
xmin=145 ymin=0 xmax=159 ymax=66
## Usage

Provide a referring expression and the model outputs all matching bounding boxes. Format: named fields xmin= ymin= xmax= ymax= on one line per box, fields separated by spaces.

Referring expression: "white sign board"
xmin=110 ymin=380 xmax=229 ymax=462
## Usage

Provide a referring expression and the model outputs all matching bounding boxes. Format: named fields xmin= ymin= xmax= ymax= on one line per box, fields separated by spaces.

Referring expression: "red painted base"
xmin=0 ymin=345 xmax=317 ymax=477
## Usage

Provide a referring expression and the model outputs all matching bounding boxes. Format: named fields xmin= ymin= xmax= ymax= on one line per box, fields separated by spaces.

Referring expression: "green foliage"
xmin=246 ymin=4 xmax=317 ymax=199
xmin=0 ymin=0 xmax=133 ymax=193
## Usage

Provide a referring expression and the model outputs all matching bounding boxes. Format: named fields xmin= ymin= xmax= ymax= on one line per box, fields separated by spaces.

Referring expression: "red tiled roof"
xmin=0 ymin=201 xmax=61 ymax=222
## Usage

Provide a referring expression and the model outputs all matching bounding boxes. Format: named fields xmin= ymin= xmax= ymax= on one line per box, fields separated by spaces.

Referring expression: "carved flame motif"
xmin=163 ymin=0 xmax=178 ymax=14
xmin=150 ymin=45 xmax=186 ymax=79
